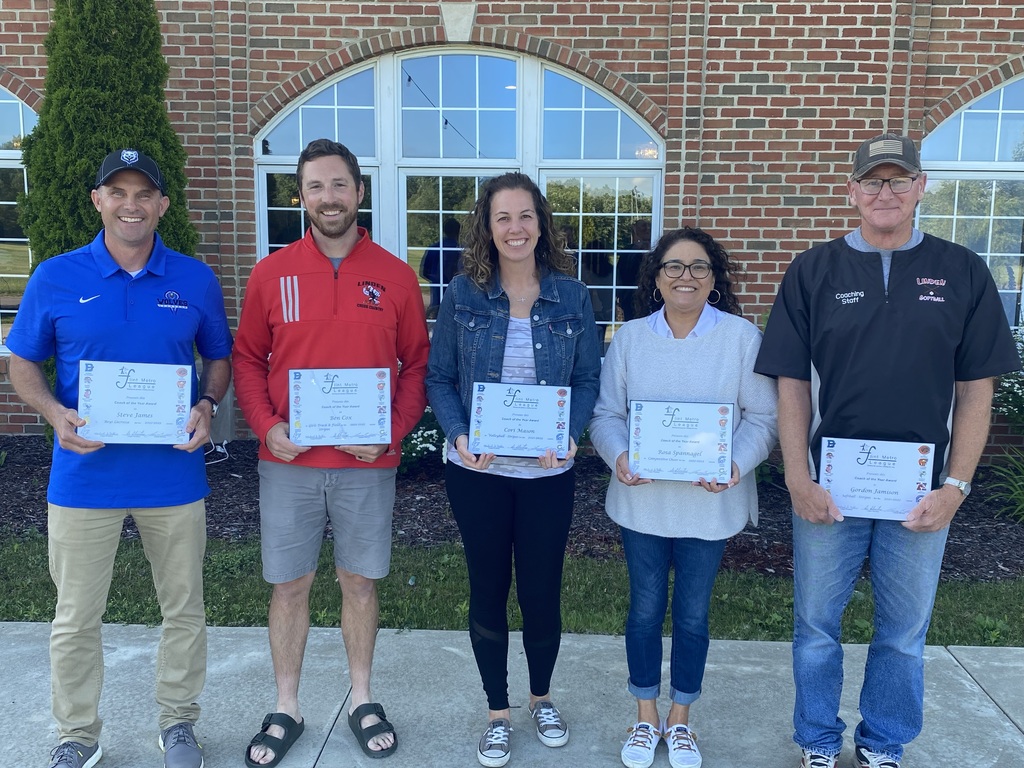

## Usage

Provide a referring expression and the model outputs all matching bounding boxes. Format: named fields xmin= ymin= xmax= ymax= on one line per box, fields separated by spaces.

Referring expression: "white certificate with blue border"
xmin=77 ymin=360 xmax=192 ymax=444
xmin=819 ymin=437 xmax=935 ymax=521
xmin=289 ymin=368 xmax=391 ymax=446
xmin=468 ymin=382 xmax=571 ymax=458
xmin=627 ymin=401 xmax=733 ymax=482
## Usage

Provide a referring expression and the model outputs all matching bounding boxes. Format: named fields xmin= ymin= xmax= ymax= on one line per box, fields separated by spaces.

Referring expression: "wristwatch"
xmin=197 ymin=394 xmax=219 ymax=418
xmin=943 ymin=476 xmax=971 ymax=498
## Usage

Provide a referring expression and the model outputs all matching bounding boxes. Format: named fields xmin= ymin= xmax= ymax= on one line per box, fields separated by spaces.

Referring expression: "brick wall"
xmin=2 ymin=0 xmax=1023 ymax=460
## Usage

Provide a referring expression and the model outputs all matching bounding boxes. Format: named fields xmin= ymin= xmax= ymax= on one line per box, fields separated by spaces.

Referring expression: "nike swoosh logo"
xmin=79 ymin=295 xmax=101 ymax=304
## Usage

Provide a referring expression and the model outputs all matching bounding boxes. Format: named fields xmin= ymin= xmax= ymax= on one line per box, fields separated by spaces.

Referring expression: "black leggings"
xmin=445 ymin=461 xmax=576 ymax=711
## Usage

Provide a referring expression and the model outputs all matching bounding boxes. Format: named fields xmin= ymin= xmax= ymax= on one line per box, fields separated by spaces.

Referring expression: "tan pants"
xmin=48 ymin=501 xmax=208 ymax=744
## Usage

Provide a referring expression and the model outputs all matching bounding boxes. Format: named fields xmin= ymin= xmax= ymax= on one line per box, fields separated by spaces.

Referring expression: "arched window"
xmin=254 ymin=49 xmax=664 ymax=351
xmin=920 ymin=77 xmax=1024 ymax=326
xmin=0 ymin=85 xmax=36 ymax=347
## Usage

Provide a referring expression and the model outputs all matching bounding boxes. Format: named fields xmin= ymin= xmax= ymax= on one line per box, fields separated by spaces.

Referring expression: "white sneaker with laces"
xmin=663 ymin=722 xmax=701 ymax=768
xmin=799 ymin=749 xmax=838 ymax=768
xmin=855 ymin=745 xmax=901 ymax=768
xmin=620 ymin=721 xmax=661 ymax=768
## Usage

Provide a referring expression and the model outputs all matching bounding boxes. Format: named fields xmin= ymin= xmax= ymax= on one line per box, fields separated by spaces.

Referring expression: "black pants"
xmin=445 ymin=461 xmax=576 ymax=711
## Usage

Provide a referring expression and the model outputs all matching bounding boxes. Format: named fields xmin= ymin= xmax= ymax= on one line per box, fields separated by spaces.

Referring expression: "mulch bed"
xmin=2 ymin=435 xmax=1022 ymax=582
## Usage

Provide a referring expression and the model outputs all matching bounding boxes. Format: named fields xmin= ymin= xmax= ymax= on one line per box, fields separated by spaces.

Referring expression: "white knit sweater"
xmin=589 ymin=314 xmax=779 ymax=540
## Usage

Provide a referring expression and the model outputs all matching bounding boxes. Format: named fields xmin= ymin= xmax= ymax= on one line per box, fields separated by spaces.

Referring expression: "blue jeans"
xmin=792 ymin=513 xmax=949 ymax=759
xmin=620 ymin=527 xmax=726 ymax=705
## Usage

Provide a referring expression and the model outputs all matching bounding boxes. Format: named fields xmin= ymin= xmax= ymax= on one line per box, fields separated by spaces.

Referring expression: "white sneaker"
xmin=664 ymin=722 xmax=702 ymax=768
xmin=800 ymin=750 xmax=838 ymax=768
xmin=855 ymin=745 xmax=901 ymax=768
xmin=477 ymin=718 xmax=511 ymax=767
xmin=620 ymin=721 xmax=661 ymax=768
xmin=529 ymin=700 xmax=569 ymax=747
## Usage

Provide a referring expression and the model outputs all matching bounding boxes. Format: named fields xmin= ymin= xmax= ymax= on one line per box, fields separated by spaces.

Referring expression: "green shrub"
xmin=987 ymin=447 xmax=1024 ymax=524
xmin=399 ymin=407 xmax=444 ymax=475
xmin=993 ymin=328 xmax=1024 ymax=429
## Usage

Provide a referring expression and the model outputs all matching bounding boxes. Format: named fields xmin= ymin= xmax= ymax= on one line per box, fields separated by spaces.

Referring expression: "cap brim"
xmin=854 ymin=158 xmax=920 ymax=178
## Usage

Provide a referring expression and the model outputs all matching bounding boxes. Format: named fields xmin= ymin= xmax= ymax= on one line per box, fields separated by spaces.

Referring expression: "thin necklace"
xmin=506 ymin=287 xmax=538 ymax=303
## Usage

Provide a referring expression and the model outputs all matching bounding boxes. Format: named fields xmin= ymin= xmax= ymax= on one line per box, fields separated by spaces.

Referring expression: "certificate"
xmin=468 ymin=382 xmax=571 ymax=458
xmin=77 ymin=360 xmax=192 ymax=444
xmin=818 ymin=437 xmax=935 ymax=520
xmin=627 ymin=401 xmax=733 ymax=482
xmin=289 ymin=368 xmax=391 ymax=447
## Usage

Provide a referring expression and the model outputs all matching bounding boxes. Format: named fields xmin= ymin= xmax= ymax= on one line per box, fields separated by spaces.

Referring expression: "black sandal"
xmin=244 ymin=712 xmax=304 ymax=768
xmin=347 ymin=702 xmax=398 ymax=759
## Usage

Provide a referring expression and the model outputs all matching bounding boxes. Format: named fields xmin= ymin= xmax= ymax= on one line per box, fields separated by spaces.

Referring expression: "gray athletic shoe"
xmin=159 ymin=723 xmax=204 ymax=768
xmin=48 ymin=741 xmax=102 ymax=768
xmin=477 ymin=718 xmax=512 ymax=767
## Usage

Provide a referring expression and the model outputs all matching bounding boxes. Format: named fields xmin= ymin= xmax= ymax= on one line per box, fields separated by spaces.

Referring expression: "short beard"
xmin=308 ymin=207 xmax=358 ymax=240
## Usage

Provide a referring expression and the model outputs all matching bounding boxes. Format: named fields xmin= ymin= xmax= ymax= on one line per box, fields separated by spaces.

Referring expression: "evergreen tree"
xmin=18 ymin=0 xmax=197 ymax=261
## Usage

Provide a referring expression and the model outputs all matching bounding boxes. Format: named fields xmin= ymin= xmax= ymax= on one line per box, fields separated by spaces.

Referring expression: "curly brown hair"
xmin=461 ymin=172 xmax=576 ymax=289
xmin=633 ymin=226 xmax=743 ymax=317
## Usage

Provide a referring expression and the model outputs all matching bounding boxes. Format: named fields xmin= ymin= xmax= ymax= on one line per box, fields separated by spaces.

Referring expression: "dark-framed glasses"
xmin=856 ymin=176 xmax=918 ymax=195
xmin=660 ymin=260 xmax=711 ymax=279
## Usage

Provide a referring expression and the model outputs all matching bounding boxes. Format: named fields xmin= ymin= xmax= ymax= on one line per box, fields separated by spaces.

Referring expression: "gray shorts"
xmin=258 ymin=460 xmax=397 ymax=582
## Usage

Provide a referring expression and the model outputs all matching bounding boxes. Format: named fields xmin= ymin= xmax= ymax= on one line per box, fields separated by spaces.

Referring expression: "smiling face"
xmin=655 ymin=239 xmax=715 ymax=319
xmin=298 ymin=154 xmax=364 ymax=241
xmin=91 ymin=169 xmax=169 ymax=253
xmin=489 ymin=187 xmax=541 ymax=268
xmin=848 ymin=162 xmax=926 ymax=246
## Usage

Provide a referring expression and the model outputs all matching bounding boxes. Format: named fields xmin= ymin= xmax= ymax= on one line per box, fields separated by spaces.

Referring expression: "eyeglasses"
xmin=660 ymin=261 xmax=711 ymax=279
xmin=855 ymin=176 xmax=919 ymax=195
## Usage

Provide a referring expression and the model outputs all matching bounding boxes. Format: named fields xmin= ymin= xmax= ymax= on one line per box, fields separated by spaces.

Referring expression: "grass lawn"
xmin=2 ymin=532 xmax=1021 ymax=647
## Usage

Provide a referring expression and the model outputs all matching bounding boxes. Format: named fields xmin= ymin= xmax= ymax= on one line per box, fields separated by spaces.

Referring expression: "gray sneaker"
xmin=477 ymin=718 xmax=512 ymax=767
xmin=159 ymin=723 xmax=204 ymax=768
xmin=529 ymin=700 xmax=569 ymax=747
xmin=48 ymin=741 xmax=102 ymax=768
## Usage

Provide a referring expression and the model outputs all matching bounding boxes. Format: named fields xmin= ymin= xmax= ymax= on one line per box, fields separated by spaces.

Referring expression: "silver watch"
xmin=943 ymin=476 xmax=971 ymax=498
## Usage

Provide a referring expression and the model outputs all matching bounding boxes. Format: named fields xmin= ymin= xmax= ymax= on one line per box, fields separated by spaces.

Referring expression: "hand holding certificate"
xmin=77 ymin=360 xmax=193 ymax=444
xmin=627 ymin=401 xmax=733 ymax=483
xmin=289 ymin=368 xmax=392 ymax=447
xmin=819 ymin=437 xmax=935 ymax=521
xmin=468 ymin=382 xmax=571 ymax=458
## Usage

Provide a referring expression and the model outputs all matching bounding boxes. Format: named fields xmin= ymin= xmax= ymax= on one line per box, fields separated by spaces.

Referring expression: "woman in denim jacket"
xmin=426 ymin=172 xmax=601 ymax=767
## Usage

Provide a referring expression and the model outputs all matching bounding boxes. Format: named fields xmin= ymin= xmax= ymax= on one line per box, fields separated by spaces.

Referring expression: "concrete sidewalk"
xmin=4 ymin=622 xmax=1022 ymax=767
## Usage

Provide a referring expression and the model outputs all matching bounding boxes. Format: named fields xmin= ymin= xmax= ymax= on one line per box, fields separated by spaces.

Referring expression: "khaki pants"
xmin=48 ymin=501 xmax=208 ymax=744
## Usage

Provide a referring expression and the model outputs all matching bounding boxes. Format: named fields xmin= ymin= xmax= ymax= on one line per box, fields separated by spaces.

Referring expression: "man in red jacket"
xmin=234 ymin=139 xmax=429 ymax=764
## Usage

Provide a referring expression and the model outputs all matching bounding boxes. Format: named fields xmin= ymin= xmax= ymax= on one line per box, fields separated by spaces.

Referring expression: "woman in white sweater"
xmin=589 ymin=227 xmax=778 ymax=768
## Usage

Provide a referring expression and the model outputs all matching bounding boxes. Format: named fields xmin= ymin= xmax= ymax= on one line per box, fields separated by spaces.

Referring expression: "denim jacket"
xmin=426 ymin=270 xmax=602 ymax=447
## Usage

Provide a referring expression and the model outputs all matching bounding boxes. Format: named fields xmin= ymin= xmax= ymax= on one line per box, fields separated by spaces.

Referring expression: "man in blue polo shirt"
xmin=755 ymin=134 xmax=1020 ymax=768
xmin=7 ymin=149 xmax=232 ymax=768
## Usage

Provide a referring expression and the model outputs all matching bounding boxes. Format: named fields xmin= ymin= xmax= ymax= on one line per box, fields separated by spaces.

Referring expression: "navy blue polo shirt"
xmin=754 ymin=233 xmax=1020 ymax=488
xmin=7 ymin=231 xmax=233 ymax=508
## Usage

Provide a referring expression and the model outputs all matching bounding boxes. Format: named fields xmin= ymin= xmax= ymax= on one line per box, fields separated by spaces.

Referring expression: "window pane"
xmin=544 ymin=70 xmax=583 ymax=107
xmin=403 ymin=110 xmax=440 ymax=157
xmin=0 ymin=167 xmax=24 ymax=203
xmin=441 ymin=110 xmax=478 ymax=158
xmin=582 ymin=178 xmax=619 ymax=210
xmin=300 ymin=107 xmax=336 ymax=147
xmin=622 ymin=119 xmax=659 ymax=160
xmin=264 ymin=112 xmax=300 ymax=156
xmin=305 ymin=86 xmax=335 ymax=107
xmin=337 ymin=69 xmax=375 ymax=107
xmin=998 ymin=113 xmax=1024 ymax=162
xmin=954 ymin=218 xmax=991 ymax=253
xmin=961 ymin=113 xmax=998 ymax=161
xmin=479 ymin=58 xmax=516 ymax=108
xmin=991 ymin=218 xmax=1024 ymax=254
xmin=584 ymin=89 xmax=614 ymax=109
xmin=407 ymin=212 xmax=438 ymax=249
xmin=442 ymin=55 xmax=477 ymax=109
xmin=0 ymin=203 xmax=24 ymax=239
xmin=994 ymin=181 xmax=1024 ymax=217
xmin=967 ymin=91 xmax=1000 ymax=111
xmin=583 ymin=111 xmax=619 ymax=159
xmin=402 ymin=57 xmax=439 ymax=108
xmin=338 ymin=108 xmax=375 ymax=157
xmin=544 ymin=111 xmax=582 ymax=159
xmin=1001 ymin=78 xmax=1024 ymax=111
xmin=267 ymin=209 xmax=303 ymax=246
xmin=479 ymin=111 xmax=516 ymax=159
xmin=442 ymin=176 xmax=476 ymax=210
xmin=918 ymin=216 xmax=953 ymax=241
xmin=0 ymin=103 xmax=20 ymax=148
xmin=921 ymin=119 xmax=960 ymax=162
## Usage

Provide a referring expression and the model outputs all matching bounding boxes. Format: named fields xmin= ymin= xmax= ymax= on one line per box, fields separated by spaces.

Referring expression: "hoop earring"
xmin=708 ymin=289 xmax=721 ymax=305
xmin=653 ymin=287 xmax=663 ymax=303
